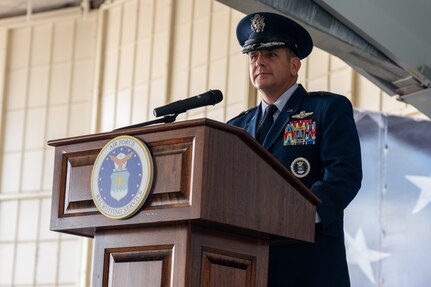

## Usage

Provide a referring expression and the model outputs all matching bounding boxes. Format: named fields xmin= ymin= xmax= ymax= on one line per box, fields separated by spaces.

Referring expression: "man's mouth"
xmin=255 ymin=72 xmax=271 ymax=78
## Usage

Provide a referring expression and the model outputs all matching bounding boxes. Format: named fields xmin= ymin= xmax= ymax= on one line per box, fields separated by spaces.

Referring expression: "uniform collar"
xmin=260 ymin=83 xmax=299 ymax=118
xmin=260 ymin=84 xmax=306 ymax=149
xmin=244 ymin=84 xmax=305 ymax=143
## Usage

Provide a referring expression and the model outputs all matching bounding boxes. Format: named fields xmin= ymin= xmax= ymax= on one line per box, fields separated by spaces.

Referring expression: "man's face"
xmin=248 ymin=48 xmax=300 ymax=98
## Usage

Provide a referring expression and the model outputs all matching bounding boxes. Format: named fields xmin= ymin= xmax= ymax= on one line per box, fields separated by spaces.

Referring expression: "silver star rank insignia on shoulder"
xmin=291 ymin=111 xmax=313 ymax=119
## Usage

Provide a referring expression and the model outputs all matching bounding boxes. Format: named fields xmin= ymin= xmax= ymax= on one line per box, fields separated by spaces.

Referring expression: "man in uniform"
xmin=228 ymin=12 xmax=362 ymax=286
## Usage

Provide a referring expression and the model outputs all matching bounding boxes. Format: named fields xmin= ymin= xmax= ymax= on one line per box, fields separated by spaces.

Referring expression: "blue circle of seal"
xmin=290 ymin=157 xmax=310 ymax=178
xmin=91 ymin=135 xmax=153 ymax=219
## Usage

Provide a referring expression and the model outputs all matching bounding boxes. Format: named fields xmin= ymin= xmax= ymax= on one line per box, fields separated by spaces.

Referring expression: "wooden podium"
xmin=48 ymin=119 xmax=319 ymax=287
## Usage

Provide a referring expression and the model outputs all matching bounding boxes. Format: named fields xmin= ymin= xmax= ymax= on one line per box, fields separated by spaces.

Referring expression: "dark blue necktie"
xmin=256 ymin=105 xmax=278 ymax=144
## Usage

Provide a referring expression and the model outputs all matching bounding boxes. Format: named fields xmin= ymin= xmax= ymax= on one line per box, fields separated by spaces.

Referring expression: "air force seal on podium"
xmin=91 ymin=135 xmax=153 ymax=219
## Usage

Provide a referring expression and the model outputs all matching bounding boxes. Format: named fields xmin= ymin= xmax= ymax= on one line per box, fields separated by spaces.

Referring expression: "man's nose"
xmin=255 ymin=52 xmax=265 ymax=66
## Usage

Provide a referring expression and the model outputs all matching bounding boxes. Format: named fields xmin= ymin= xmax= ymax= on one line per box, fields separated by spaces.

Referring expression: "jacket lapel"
xmin=262 ymin=85 xmax=306 ymax=149
xmin=244 ymin=104 xmax=262 ymax=138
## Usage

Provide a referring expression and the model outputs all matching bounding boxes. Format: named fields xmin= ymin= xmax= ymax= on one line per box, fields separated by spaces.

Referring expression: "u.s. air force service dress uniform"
xmin=228 ymin=12 xmax=363 ymax=287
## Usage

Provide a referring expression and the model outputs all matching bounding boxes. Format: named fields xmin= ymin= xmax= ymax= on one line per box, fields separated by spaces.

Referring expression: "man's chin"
xmin=253 ymin=80 xmax=273 ymax=90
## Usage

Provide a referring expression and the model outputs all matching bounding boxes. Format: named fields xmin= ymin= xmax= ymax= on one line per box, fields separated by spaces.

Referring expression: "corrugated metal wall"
xmin=94 ymin=0 xmax=251 ymax=132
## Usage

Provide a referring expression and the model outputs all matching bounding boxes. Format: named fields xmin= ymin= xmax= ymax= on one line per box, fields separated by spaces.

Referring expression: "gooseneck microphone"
xmin=153 ymin=90 xmax=223 ymax=117
xmin=115 ymin=90 xmax=223 ymax=131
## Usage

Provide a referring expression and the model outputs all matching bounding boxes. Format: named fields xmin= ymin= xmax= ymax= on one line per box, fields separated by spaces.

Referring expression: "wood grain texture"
xmin=50 ymin=119 xmax=320 ymax=287
xmin=92 ymin=224 xmax=268 ymax=287
xmin=93 ymin=225 xmax=187 ymax=287
xmin=49 ymin=119 xmax=318 ymax=241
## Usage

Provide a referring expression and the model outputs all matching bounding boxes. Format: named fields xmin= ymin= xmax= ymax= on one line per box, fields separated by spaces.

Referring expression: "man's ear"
xmin=290 ymin=56 xmax=301 ymax=76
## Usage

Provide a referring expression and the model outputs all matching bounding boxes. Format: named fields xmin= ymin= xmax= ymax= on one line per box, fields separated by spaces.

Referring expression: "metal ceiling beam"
xmin=217 ymin=0 xmax=431 ymax=118
xmin=0 ymin=0 xmax=104 ymax=18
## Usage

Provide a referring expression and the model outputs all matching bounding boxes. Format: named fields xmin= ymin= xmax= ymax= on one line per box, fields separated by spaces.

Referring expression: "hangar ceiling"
xmin=0 ymin=0 xmax=102 ymax=18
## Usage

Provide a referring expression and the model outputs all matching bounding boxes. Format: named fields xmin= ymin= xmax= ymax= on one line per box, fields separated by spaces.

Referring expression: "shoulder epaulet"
xmin=307 ymin=91 xmax=338 ymax=97
xmin=240 ymin=106 xmax=258 ymax=115
xmin=228 ymin=106 xmax=258 ymax=122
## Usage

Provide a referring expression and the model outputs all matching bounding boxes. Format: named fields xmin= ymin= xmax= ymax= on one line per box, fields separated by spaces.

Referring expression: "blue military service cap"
xmin=236 ymin=12 xmax=313 ymax=59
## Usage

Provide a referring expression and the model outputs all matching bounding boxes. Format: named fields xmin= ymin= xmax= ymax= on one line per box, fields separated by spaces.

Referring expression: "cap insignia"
xmin=250 ymin=14 xmax=265 ymax=33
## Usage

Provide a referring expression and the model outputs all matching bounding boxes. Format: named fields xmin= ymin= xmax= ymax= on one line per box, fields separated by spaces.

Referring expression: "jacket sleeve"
xmin=311 ymin=96 xmax=362 ymax=232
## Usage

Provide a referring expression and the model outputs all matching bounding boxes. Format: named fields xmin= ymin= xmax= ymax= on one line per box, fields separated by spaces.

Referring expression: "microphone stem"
xmin=114 ymin=114 xmax=178 ymax=131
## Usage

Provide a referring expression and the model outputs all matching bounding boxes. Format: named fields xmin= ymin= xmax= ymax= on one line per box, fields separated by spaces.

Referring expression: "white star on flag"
xmin=345 ymin=229 xmax=390 ymax=284
xmin=405 ymin=174 xmax=431 ymax=214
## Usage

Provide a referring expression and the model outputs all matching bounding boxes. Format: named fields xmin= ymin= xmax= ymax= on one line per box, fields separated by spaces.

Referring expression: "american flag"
xmin=346 ymin=111 xmax=431 ymax=286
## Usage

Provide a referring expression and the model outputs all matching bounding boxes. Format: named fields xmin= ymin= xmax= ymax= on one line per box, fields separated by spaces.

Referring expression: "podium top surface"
xmin=49 ymin=118 xmax=319 ymax=204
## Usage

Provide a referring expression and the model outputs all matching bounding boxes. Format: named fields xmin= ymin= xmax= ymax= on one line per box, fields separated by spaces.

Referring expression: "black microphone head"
xmin=153 ymin=89 xmax=224 ymax=118
xmin=207 ymin=89 xmax=223 ymax=104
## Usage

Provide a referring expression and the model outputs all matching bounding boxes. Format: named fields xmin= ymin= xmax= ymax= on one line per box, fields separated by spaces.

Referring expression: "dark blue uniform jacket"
xmin=227 ymin=84 xmax=362 ymax=286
